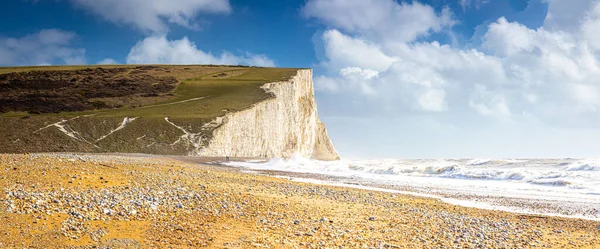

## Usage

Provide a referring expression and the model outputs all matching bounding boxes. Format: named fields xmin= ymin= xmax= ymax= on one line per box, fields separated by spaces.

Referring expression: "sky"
xmin=2 ymin=0 xmax=600 ymax=159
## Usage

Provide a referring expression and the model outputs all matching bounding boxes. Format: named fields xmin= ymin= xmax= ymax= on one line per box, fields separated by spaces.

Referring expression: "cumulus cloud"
xmin=321 ymin=30 xmax=397 ymax=72
xmin=70 ymin=0 xmax=231 ymax=33
xmin=0 ymin=29 xmax=85 ymax=66
xmin=302 ymin=0 xmax=455 ymax=43
xmin=126 ymin=36 xmax=275 ymax=67
xmin=315 ymin=30 xmax=505 ymax=113
xmin=306 ymin=0 xmax=600 ymax=126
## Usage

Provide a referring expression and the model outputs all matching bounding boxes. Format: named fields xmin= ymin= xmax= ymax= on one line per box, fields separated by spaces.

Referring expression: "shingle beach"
xmin=1 ymin=153 xmax=599 ymax=248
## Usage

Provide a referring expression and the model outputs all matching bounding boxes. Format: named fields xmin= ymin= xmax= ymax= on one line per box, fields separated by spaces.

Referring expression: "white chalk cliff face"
xmin=200 ymin=69 xmax=340 ymax=161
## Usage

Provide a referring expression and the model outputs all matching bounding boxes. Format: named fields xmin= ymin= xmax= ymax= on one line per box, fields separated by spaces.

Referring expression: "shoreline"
xmin=2 ymin=153 xmax=599 ymax=248
xmin=271 ymin=174 xmax=600 ymax=222
xmin=219 ymin=158 xmax=600 ymax=222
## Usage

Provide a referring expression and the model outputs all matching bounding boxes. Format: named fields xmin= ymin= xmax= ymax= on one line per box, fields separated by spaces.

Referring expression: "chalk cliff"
xmin=200 ymin=69 xmax=339 ymax=160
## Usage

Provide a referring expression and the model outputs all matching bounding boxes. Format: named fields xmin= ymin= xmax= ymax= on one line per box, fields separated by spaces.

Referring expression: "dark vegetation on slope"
xmin=0 ymin=67 xmax=178 ymax=114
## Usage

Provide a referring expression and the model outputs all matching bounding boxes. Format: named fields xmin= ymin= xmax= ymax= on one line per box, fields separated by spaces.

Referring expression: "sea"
xmin=224 ymin=157 xmax=600 ymax=220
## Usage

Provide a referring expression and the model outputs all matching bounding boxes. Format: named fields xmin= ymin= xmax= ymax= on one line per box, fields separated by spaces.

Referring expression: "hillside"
xmin=0 ymin=65 xmax=339 ymax=160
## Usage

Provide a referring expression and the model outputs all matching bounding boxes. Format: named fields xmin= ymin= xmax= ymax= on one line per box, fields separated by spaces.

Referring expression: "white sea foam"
xmin=224 ymin=156 xmax=600 ymax=220
xmin=565 ymin=159 xmax=600 ymax=171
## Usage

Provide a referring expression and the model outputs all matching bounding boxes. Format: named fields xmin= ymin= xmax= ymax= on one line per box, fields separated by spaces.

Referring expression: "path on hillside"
xmin=137 ymin=96 xmax=209 ymax=109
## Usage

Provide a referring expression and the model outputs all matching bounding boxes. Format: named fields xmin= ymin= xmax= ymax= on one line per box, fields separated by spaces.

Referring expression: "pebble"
xmin=1 ymin=153 xmax=599 ymax=249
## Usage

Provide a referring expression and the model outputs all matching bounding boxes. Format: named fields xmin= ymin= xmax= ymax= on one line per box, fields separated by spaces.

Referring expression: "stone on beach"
xmin=0 ymin=153 xmax=598 ymax=248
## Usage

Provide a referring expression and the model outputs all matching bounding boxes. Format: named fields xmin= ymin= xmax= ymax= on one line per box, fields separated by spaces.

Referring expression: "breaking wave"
xmin=225 ymin=157 xmax=600 ymax=196
xmin=564 ymin=159 xmax=600 ymax=171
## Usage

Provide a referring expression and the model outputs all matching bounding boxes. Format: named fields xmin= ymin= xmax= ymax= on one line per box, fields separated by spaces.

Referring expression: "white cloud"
xmin=417 ymin=88 xmax=448 ymax=112
xmin=582 ymin=2 xmax=600 ymax=51
xmin=70 ymin=0 xmax=231 ymax=33
xmin=322 ymin=30 xmax=397 ymax=72
xmin=543 ymin=0 xmax=596 ymax=31
xmin=483 ymin=17 xmax=538 ymax=56
xmin=314 ymin=29 xmax=507 ymax=113
xmin=302 ymin=0 xmax=455 ymax=43
xmin=469 ymin=85 xmax=511 ymax=118
xmin=97 ymin=58 xmax=119 ymax=65
xmin=314 ymin=75 xmax=341 ymax=92
xmin=0 ymin=29 xmax=85 ymax=66
xmin=308 ymin=0 xmax=600 ymax=125
xmin=126 ymin=35 xmax=275 ymax=67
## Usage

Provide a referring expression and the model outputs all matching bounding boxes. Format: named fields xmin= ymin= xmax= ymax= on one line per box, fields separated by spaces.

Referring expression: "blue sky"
xmin=3 ymin=0 xmax=600 ymax=159
xmin=1 ymin=0 xmax=544 ymax=66
xmin=0 ymin=0 xmax=317 ymax=66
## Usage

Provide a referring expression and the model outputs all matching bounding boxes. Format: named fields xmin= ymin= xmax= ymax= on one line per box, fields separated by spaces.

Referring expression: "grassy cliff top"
xmin=0 ymin=65 xmax=300 ymax=120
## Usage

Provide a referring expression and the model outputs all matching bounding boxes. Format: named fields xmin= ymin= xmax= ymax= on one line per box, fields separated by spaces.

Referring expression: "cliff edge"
xmin=201 ymin=69 xmax=339 ymax=160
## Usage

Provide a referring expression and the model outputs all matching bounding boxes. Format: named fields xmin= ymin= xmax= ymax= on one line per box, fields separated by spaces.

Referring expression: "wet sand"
xmin=1 ymin=153 xmax=599 ymax=248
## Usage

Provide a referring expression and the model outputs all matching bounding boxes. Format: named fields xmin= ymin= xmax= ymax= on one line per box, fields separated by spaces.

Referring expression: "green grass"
xmin=99 ymin=67 xmax=299 ymax=119
xmin=1 ymin=66 xmax=300 ymax=119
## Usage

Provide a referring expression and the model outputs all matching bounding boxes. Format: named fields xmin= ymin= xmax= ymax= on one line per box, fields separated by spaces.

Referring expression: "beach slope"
xmin=1 ymin=153 xmax=598 ymax=248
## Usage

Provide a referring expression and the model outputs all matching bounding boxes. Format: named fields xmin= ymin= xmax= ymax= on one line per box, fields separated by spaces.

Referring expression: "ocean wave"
xmin=424 ymin=165 xmax=458 ymax=174
xmin=348 ymin=161 xmax=460 ymax=176
xmin=437 ymin=171 xmax=526 ymax=181
xmin=349 ymin=163 xmax=531 ymax=181
xmin=498 ymin=172 xmax=526 ymax=180
xmin=565 ymin=160 xmax=600 ymax=171
xmin=225 ymin=157 xmax=600 ymax=194
xmin=466 ymin=158 xmax=493 ymax=166
xmin=465 ymin=158 xmax=526 ymax=166
xmin=528 ymin=179 xmax=572 ymax=186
